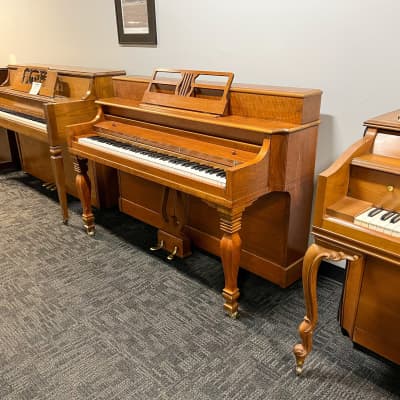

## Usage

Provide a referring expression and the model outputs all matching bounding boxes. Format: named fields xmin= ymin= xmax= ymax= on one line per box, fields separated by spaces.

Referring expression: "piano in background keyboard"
xmin=294 ymin=109 xmax=400 ymax=374
xmin=68 ymin=68 xmax=322 ymax=317
xmin=0 ymin=64 xmax=125 ymax=222
xmin=354 ymin=207 xmax=400 ymax=236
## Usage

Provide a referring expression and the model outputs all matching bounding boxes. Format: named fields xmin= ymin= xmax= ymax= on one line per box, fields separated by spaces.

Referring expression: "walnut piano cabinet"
xmin=0 ymin=64 xmax=125 ymax=222
xmin=294 ymin=109 xmax=400 ymax=375
xmin=68 ymin=69 xmax=322 ymax=316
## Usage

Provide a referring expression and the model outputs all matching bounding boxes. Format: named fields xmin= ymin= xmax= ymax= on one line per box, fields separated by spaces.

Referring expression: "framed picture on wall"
xmin=114 ymin=0 xmax=157 ymax=45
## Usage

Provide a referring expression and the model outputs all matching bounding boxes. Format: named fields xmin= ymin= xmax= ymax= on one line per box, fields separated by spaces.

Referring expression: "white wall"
xmin=1 ymin=0 xmax=400 ymax=173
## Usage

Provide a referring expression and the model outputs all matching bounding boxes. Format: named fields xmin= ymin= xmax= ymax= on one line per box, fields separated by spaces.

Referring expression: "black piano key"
xmin=390 ymin=214 xmax=400 ymax=224
xmin=368 ymin=208 xmax=383 ymax=217
xmin=381 ymin=211 xmax=397 ymax=221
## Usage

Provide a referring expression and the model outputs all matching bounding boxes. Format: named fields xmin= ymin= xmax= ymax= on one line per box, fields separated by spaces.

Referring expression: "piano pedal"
xmin=42 ymin=182 xmax=56 ymax=190
xmin=166 ymin=246 xmax=178 ymax=261
xmin=150 ymin=240 xmax=164 ymax=252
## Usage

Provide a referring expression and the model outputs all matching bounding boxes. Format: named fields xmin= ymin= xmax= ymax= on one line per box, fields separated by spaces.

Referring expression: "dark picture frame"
xmin=114 ymin=0 xmax=157 ymax=45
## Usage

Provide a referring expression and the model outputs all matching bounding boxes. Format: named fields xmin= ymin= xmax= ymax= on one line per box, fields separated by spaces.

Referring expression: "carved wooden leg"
xmin=293 ymin=243 xmax=358 ymax=375
xmin=74 ymin=156 xmax=95 ymax=236
xmin=49 ymin=145 xmax=68 ymax=224
xmin=219 ymin=207 xmax=243 ymax=318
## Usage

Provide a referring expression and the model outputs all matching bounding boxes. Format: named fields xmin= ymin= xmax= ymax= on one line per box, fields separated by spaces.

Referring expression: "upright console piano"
xmin=294 ymin=109 xmax=400 ymax=374
xmin=0 ymin=64 xmax=125 ymax=221
xmin=67 ymin=69 xmax=322 ymax=316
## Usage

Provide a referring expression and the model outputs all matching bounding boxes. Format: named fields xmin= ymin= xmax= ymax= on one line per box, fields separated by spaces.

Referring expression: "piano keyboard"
xmin=0 ymin=110 xmax=47 ymax=132
xmin=354 ymin=207 xmax=400 ymax=237
xmin=78 ymin=136 xmax=227 ymax=188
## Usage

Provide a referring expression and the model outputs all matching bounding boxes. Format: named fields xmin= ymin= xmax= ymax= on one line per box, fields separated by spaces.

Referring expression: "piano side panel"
xmin=18 ymin=135 xmax=54 ymax=183
xmin=344 ymin=256 xmax=400 ymax=364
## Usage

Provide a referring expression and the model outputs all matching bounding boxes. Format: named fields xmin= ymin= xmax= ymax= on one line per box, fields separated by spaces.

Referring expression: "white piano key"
xmin=354 ymin=208 xmax=377 ymax=228
xmin=0 ymin=110 xmax=47 ymax=132
xmin=355 ymin=207 xmax=400 ymax=238
xmin=78 ymin=136 xmax=226 ymax=188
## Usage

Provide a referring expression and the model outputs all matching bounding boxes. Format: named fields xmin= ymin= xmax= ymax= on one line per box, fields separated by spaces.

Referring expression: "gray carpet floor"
xmin=0 ymin=170 xmax=399 ymax=400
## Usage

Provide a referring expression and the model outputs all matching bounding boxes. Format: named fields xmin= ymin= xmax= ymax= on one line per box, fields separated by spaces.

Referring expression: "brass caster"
xmin=166 ymin=246 xmax=178 ymax=261
xmin=150 ymin=240 xmax=164 ymax=252
xmin=85 ymin=226 xmax=95 ymax=237
xmin=227 ymin=311 xmax=239 ymax=319
xmin=295 ymin=361 xmax=304 ymax=376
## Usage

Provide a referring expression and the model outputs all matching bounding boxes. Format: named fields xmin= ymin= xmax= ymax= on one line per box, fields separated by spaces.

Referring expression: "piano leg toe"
xmin=222 ymin=289 xmax=240 ymax=319
xmin=86 ymin=226 xmax=95 ymax=236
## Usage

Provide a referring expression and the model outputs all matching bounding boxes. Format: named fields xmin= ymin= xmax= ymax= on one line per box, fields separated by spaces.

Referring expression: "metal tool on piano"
xmin=294 ymin=109 xmax=400 ymax=374
xmin=0 ymin=64 xmax=125 ymax=222
xmin=68 ymin=68 xmax=322 ymax=317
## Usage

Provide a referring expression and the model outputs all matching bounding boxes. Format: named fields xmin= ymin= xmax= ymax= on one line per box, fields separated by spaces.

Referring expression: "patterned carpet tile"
xmin=0 ymin=171 xmax=399 ymax=400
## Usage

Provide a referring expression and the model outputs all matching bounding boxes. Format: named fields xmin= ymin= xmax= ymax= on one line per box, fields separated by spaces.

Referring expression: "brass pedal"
xmin=42 ymin=182 xmax=56 ymax=190
xmin=166 ymin=246 xmax=178 ymax=261
xmin=150 ymin=240 xmax=164 ymax=252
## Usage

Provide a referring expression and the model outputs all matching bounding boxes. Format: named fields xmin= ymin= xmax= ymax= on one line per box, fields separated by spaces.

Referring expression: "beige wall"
xmin=1 ymin=0 xmax=400 ymax=174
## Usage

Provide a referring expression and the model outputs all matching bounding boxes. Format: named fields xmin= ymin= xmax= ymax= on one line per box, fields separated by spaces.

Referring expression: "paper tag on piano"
xmin=29 ymin=81 xmax=42 ymax=95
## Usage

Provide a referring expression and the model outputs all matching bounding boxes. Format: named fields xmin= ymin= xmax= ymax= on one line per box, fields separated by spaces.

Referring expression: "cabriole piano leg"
xmin=293 ymin=244 xmax=358 ymax=375
xmin=73 ymin=156 xmax=95 ymax=236
xmin=219 ymin=207 xmax=243 ymax=319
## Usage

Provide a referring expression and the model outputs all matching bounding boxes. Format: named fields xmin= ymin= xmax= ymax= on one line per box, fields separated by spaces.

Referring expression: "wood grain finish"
xmin=68 ymin=69 xmax=322 ymax=315
xmin=294 ymin=109 xmax=400 ymax=374
xmin=0 ymin=64 xmax=125 ymax=221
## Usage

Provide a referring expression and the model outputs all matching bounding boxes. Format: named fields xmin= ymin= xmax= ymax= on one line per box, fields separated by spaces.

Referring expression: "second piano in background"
xmin=0 ymin=64 xmax=125 ymax=222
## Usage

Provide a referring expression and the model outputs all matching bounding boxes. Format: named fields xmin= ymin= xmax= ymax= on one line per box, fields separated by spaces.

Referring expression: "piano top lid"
xmin=364 ymin=109 xmax=400 ymax=131
xmin=97 ymin=96 xmax=310 ymax=136
xmin=7 ymin=64 xmax=125 ymax=78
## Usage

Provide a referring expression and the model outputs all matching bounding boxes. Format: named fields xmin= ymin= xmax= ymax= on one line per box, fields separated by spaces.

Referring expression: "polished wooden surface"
xmin=294 ymin=109 xmax=400 ymax=374
xmin=0 ymin=64 xmax=124 ymax=222
xmin=68 ymin=69 xmax=322 ymax=315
